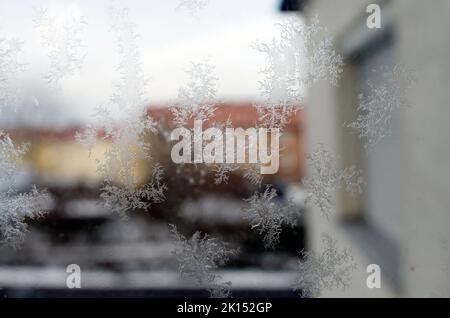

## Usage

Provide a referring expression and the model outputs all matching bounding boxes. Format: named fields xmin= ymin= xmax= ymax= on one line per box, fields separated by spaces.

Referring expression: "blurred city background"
xmin=1 ymin=0 xmax=450 ymax=298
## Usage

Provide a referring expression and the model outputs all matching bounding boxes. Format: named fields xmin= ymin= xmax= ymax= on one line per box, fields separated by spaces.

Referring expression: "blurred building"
xmin=9 ymin=102 xmax=304 ymax=185
xmin=296 ymin=0 xmax=450 ymax=297
xmin=1 ymin=102 xmax=305 ymax=297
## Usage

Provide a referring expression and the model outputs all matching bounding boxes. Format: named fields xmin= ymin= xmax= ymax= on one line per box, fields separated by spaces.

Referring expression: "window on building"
xmin=337 ymin=7 xmax=402 ymax=288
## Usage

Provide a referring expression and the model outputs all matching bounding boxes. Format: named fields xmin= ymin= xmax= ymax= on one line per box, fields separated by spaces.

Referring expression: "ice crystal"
xmin=293 ymin=233 xmax=356 ymax=298
xmin=242 ymin=164 xmax=264 ymax=187
xmin=302 ymin=145 xmax=364 ymax=217
xmin=0 ymin=133 xmax=51 ymax=248
xmin=176 ymin=0 xmax=210 ymax=15
xmin=78 ymin=109 xmax=166 ymax=217
xmin=98 ymin=113 xmax=157 ymax=181
xmin=76 ymin=3 xmax=166 ymax=216
xmin=169 ymin=224 xmax=237 ymax=298
xmin=0 ymin=187 xmax=50 ymax=248
xmin=347 ymin=65 xmax=414 ymax=153
xmin=1 ymin=28 xmax=51 ymax=248
xmin=170 ymin=61 xmax=218 ymax=127
xmin=0 ymin=32 xmax=23 ymax=111
xmin=213 ymin=164 xmax=239 ymax=185
xmin=34 ymin=6 xmax=86 ymax=88
xmin=108 ymin=1 xmax=149 ymax=111
xmin=253 ymin=16 xmax=343 ymax=129
xmin=101 ymin=163 xmax=167 ymax=218
xmin=243 ymin=185 xmax=300 ymax=249
xmin=0 ymin=132 xmax=28 ymax=185
xmin=74 ymin=124 xmax=97 ymax=156
xmin=254 ymin=104 xmax=298 ymax=131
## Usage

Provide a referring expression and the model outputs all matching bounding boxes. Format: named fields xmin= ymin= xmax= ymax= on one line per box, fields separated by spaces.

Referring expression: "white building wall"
xmin=303 ymin=0 xmax=450 ymax=297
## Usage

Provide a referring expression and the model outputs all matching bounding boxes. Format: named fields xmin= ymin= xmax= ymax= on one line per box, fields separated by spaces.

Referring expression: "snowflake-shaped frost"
xmin=242 ymin=164 xmax=264 ymax=187
xmin=0 ymin=133 xmax=51 ymax=248
xmin=293 ymin=233 xmax=356 ymax=298
xmin=302 ymin=145 xmax=364 ymax=217
xmin=0 ymin=132 xmax=28 ymax=185
xmin=170 ymin=61 xmax=218 ymax=127
xmin=0 ymin=187 xmax=50 ymax=249
xmin=253 ymin=16 xmax=343 ymax=129
xmin=100 ymin=163 xmax=167 ymax=218
xmin=243 ymin=185 xmax=300 ymax=249
xmin=76 ymin=3 xmax=166 ymax=216
xmin=109 ymin=1 xmax=149 ymax=111
xmin=169 ymin=224 xmax=237 ymax=298
xmin=34 ymin=6 xmax=86 ymax=88
xmin=78 ymin=110 xmax=165 ymax=216
xmin=0 ymin=33 xmax=23 ymax=111
xmin=347 ymin=65 xmax=414 ymax=153
xmin=212 ymin=164 xmax=239 ymax=185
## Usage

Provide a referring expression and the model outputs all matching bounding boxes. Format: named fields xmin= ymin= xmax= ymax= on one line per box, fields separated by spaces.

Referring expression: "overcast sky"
xmin=0 ymin=0 xmax=297 ymax=125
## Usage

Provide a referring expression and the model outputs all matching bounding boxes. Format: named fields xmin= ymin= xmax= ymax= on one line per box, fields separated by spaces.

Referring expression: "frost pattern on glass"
xmin=108 ymin=1 xmax=149 ymax=111
xmin=169 ymin=224 xmax=237 ymax=298
xmin=77 ymin=108 xmax=166 ymax=217
xmin=100 ymin=162 xmax=167 ymax=218
xmin=0 ymin=31 xmax=23 ymax=112
xmin=34 ymin=7 xmax=86 ymax=88
xmin=208 ymin=117 xmax=264 ymax=187
xmin=76 ymin=2 xmax=166 ymax=216
xmin=347 ymin=65 xmax=414 ymax=153
xmin=0 ymin=132 xmax=28 ymax=185
xmin=0 ymin=187 xmax=50 ymax=248
xmin=211 ymin=161 xmax=263 ymax=187
xmin=253 ymin=16 xmax=343 ymax=129
xmin=74 ymin=123 xmax=97 ymax=156
xmin=176 ymin=0 xmax=210 ymax=15
xmin=293 ymin=233 xmax=356 ymax=298
xmin=212 ymin=163 xmax=238 ymax=185
xmin=242 ymin=164 xmax=264 ymax=187
xmin=170 ymin=61 xmax=218 ymax=127
xmin=0 ymin=133 xmax=51 ymax=248
xmin=302 ymin=145 xmax=364 ymax=217
xmin=243 ymin=185 xmax=300 ymax=249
